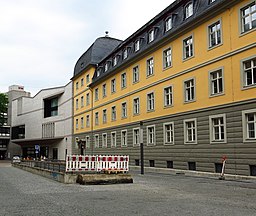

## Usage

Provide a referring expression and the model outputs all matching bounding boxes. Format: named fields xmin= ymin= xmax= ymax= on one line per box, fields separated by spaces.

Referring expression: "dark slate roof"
xmin=73 ymin=37 xmax=122 ymax=79
xmin=90 ymin=0 xmax=238 ymax=86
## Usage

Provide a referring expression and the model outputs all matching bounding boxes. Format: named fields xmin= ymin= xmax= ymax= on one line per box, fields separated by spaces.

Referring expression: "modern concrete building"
xmin=11 ymin=82 xmax=72 ymax=160
xmin=0 ymin=112 xmax=9 ymax=159
xmin=6 ymin=85 xmax=31 ymax=159
xmin=72 ymin=0 xmax=256 ymax=176
xmin=0 ymin=85 xmax=31 ymax=159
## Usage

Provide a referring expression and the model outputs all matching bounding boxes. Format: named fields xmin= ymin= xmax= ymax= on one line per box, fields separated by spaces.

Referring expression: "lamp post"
xmin=140 ymin=121 xmax=144 ymax=175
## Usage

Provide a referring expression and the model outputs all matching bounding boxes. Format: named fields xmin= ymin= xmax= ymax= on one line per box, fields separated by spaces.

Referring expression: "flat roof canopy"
xmin=11 ymin=136 xmax=64 ymax=146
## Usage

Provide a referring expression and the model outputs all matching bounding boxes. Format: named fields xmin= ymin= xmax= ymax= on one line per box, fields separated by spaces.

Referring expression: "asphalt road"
xmin=1 ymin=161 xmax=256 ymax=216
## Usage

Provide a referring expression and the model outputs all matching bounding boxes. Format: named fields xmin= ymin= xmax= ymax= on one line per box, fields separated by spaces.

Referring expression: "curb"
xmin=130 ymin=166 xmax=256 ymax=181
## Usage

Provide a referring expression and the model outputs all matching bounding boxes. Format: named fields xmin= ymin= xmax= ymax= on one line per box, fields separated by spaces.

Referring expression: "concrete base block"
xmin=76 ymin=174 xmax=133 ymax=185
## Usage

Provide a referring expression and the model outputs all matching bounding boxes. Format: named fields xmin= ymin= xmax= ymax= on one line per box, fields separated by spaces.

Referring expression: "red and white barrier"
xmin=97 ymin=155 xmax=129 ymax=172
xmin=66 ymin=155 xmax=129 ymax=173
xmin=66 ymin=155 xmax=97 ymax=172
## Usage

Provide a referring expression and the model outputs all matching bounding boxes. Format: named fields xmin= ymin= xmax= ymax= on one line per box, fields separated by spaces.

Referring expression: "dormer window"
xmin=97 ymin=68 xmax=101 ymax=77
xmin=104 ymin=63 xmax=108 ymax=72
xmin=135 ymin=40 xmax=140 ymax=52
xmin=123 ymin=48 xmax=128 ymax=59
xmin=113 ymin=56 xmax=117 ymax=66
xmin=185 ymin=2 xmax=193 ymax=19
xmin=80 ymin=62 xmax=84 ymax=69
xmin=148 ymin=29 xmax=154 ymax=43
xmin=165 ymin=17 xmax=172 ymax=32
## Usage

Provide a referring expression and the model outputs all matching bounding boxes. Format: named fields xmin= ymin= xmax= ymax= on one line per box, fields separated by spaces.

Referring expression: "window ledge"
xmin=209 ymin=92 xmax=225 ymax=98
xmin=163 ymin=65 xmax=173 ymax=71
xmin=208 ymin=42 xmax=223 ymax=51
xmin=239 ymin=28 xmax=256 ymax=37
xmin=184 ymin=142 xmax=197 ymax=145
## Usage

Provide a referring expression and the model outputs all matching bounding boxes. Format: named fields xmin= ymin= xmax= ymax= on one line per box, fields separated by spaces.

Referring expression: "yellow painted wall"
xmin=73 ymin=0 xmax=256 ymax=133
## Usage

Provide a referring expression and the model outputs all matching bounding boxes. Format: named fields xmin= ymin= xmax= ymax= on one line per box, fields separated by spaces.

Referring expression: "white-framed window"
xmin=104 ymin=63 xmax=108 ymax=72
xmin=123 ymin=48 xmax=128 ymax=59
xmin=208 ymin=20 xmax=222 ymax=48
xmin=135 ymin=40 xmax=140 ymax=52
xmin=76 ymin=82 xmax=79 ymax=90
xmin=147 ymin=57 xmax=154 ymax=76
xmin=184 ymin=78 xmax=195 ymax=102
xmin=86 ymin=136 xmax=90 ymax=148
xmin=163 ymin=122 xmax=174 ymax=145
xmin=147 ymin=125 xmax=155 ymax=145
xmin=184 ymin=119 xmax=197 ymax=144
xmin=75 ymin=119 xmax=78 ymax=130
xmin=86 ymin=74 xmax=90 ymax=84
xmin=163 ymin=47 xmax=172 ymax=69
xmin=133 ymin=66 xmax=139 ymax=83
xmin=121 ymin=72 xmax=127 ymax=89
xmin=86 ymin=93 xmax=90 ymax=106
xmin=240 ymin=2 xmax=256 ymax=33
xmin=121 ymin=130 xmax=127 ymax=147
xmin=95 ymin=88 xmax=99 ymax=101
xmin=133 ymin=128 xmax=140 ymax=146
xmin=111 ymin=78 xmax=116 ymax=93
xmin=165 ymin=17 xmax=172 ymax=32
xmin=94 ymin=134 xmax=99 ymax=148
xmin=185 ymin=2 xmax=193 ymax=19
xmin=133 ymin=97 xmax=140 ymax=115
xmin=76 ymin=98 xmax=79 ymax=110
xmin=86 ymin=115 xmax=90 ymax=127
xmin=95 ymin=112 xmax=99 ymax=125
xmin=209 ymin=114 xmax=227 ymax=143
xmin=111 ymin=106 xmax=116 ymax=121
xmin=242 ymin=57 xmax=256 ymax=88
xmin=209 ymin=68 xmax=224 ymax=96
xmin=102 ymin=133 xmax=107 ymax=148
xmin=81 ymin=117 xmax=84 ymax=129
xmin=147 ymin=92 xmax=155 ymax=111
xmin=102 ymin=83 xmax=107 ymax=98
xmin=111 ymin=132 xmax=116 ymax=147
xmin=121 ymin=102 xmax=127 ymax=118
xmin=103 ymin=109 xmax=107 ymax=124
xmin=242 ymin=109 xmax=256 ymax=142
xmin=183 ymin=35 xmax=194 ymax=59
xmin=81 ymin=78 xmax=84 ymax=87
xmin=81 ymin=96 xmax=84 ymax=108
xmin=148 ymin=29 xmax=154 ymax=43
xmin=164 ymin=86 xmax=173 ymax=107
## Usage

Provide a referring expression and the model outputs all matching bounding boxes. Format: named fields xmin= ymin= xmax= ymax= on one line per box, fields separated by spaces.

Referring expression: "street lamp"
xmin=140 ymin=121 xmax=144 ymax=175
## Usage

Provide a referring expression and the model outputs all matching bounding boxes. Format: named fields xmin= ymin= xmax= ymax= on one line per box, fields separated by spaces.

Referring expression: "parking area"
xmin=0 ymin=163 xmax=256 ymax=216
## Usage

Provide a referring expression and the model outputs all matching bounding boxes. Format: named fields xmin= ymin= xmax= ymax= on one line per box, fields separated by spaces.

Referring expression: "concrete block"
xmin=76 ymin=174 xmax=133 ymax=185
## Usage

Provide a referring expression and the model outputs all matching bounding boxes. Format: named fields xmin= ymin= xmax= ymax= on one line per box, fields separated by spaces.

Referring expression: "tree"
xmin=0 ymin=93 xmax=8 ymax=126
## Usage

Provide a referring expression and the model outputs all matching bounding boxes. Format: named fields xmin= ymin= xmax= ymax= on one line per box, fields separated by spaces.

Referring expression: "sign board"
xmin=35 ymin=145 xmax=40 ymax=151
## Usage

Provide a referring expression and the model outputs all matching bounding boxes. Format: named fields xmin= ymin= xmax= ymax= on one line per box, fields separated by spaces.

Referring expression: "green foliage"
xmin=0 ymin=93 xmax=8 ymax=126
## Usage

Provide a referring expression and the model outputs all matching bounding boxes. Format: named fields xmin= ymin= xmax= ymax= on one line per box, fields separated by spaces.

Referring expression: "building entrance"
xmin=0 ymin=150 xmax=6 ymax=160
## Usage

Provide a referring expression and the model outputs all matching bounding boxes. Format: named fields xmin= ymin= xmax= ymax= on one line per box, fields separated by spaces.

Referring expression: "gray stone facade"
xmin=75 ymin=99 xmax=256 ymax=176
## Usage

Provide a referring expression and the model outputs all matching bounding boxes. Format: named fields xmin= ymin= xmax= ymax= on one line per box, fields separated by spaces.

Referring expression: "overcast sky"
xmin=0 ymin=0 xmax=174 ymax=96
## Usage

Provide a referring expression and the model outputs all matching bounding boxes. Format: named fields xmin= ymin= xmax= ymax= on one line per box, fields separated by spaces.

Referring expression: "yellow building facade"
xmin=72 ymin=0 xmax=256 ymax=176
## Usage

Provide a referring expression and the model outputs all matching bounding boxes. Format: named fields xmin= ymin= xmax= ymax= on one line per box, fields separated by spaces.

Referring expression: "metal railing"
xmin=19 ymin=160 xmax=66 ymax=173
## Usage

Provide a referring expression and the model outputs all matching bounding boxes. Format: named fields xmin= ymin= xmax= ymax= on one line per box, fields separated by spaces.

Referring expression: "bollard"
xmin=219 ymin=156 xmax=227 ymax=180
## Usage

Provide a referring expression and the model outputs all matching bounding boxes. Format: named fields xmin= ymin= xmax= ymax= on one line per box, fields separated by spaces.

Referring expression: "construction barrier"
xmin=66 ymin=155 xmax=129 ymax=173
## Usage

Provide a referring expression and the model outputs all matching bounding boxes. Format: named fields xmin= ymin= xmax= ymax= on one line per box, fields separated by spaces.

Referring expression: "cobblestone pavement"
xmin=1 ymin=161 xmax=256 ymax=216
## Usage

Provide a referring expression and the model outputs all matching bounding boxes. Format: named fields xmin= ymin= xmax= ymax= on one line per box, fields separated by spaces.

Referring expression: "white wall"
xmin=11 ymin=82 xmax=73 ymax=160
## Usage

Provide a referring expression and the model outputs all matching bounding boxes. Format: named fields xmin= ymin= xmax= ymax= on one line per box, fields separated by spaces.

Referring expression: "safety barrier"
xmin=65 ymin=155 xmax=129 ymax=173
